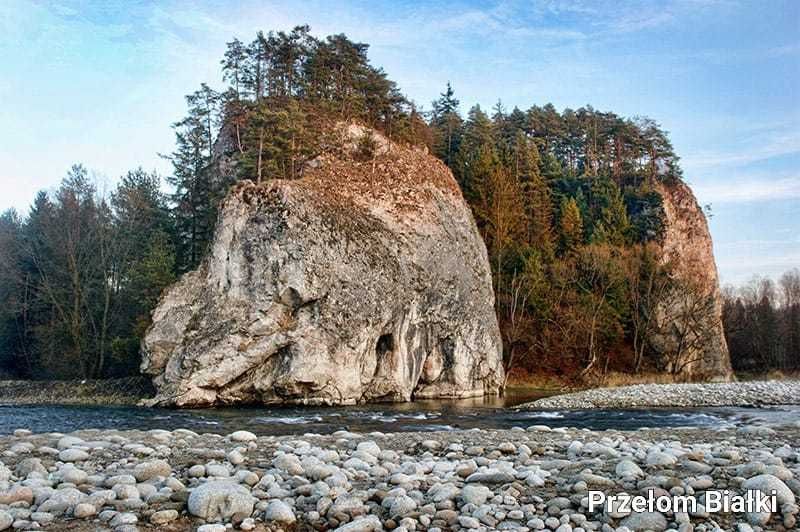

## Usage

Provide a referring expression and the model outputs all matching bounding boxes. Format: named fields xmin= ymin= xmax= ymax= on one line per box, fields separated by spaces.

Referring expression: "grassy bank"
xmin=0 ymin=377 xmax=153 ymax=406
xmin=507 ymin=368 xmax=800 ymax=391
xmin=505 ymin=367 xmax=683 ymax=391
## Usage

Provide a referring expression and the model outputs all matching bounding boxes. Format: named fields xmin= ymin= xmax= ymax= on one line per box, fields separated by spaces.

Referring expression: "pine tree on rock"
xmin=166 ymin=87 xmax=221 ymax=271
xmin=431 ymin=83 xmax=463 ymax=169
xmin=239 ymin=104 xmax=290 ymax=183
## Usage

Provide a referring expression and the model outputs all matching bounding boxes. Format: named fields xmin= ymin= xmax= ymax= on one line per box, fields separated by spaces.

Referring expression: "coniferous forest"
xmin=0 ymin=27 xmax=797 ymax=382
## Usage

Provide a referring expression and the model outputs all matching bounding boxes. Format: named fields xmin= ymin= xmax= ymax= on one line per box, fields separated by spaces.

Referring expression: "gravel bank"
xmin=0 ymin=417 xmax=798 ymax=531
xmin=0 ymin=378 xmax=152 ymax=406
xmin=521 ymin=381 xmax=800 ymax=410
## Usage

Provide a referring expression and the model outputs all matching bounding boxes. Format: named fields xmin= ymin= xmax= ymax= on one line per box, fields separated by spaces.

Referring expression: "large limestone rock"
xmin=142 ymin=126 xmax=504 ymax=406
xmin=649 ymin=179 xmax=733 ymax=380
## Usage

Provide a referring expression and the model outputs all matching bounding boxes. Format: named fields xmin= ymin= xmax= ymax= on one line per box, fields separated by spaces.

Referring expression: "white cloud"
xmin=717 ymin=245 xmax=800 ymax=285
xmin=693 ymin=175 xmax=800 ymax=203
xmin=682 ymin=124 xmax=800 ymax=169
xmin=717 ymin=238 xmax=800 ymax=249
xmin=606 ymin=9 xmax=675 ymax=34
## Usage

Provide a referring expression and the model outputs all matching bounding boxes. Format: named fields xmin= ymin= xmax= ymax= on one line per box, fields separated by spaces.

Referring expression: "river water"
xmin=1 ymin=388 xmax=797 ymax=436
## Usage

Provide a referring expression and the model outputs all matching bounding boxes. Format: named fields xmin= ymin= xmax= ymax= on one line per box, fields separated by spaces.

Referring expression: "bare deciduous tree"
xmin=659 ymin=281 xmax=721 ymax=376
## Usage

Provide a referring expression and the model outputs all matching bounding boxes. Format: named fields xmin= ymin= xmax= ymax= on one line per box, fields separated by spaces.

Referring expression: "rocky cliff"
xmin=141 ymin=126 xmax=505 ymax=406
xmin=649 ymin=179 xmax=733 ymax=380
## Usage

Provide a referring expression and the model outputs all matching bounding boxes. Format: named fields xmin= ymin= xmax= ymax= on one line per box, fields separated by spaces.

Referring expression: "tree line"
xmin=168 ymin=26 xmax=427 ymax=273
xmin=0 ymin=27 xmax=426 ymax=379
xmin=722 ymin=270 xmax=800 ymax=373
xmin=426 ymin=85 xmax=727 ymax=382
xmin=1 ymin=26 xmax=788 ymax=381
xmin=0 ymin=167 xmax=174 ymax=378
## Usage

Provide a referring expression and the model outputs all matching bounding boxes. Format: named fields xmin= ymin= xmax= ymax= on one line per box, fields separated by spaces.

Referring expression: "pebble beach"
xmin=0 ymin=381 xmax=798 ymax=531
xmin=0 ymin=421 xmax=797 ymax=531
xmin=521 ymin=381 xmax=800 ymax=410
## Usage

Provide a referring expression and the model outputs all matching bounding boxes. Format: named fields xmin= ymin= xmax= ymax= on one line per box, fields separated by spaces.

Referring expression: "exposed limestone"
xmin=650 ymin=179 xmax=733 ymax=380
xmin=141 ymin=125 xmax=504 ymax=406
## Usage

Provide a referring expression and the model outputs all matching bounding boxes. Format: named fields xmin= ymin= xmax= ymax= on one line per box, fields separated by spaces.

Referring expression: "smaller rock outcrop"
xmin=141 ymin=125 xmax=505 ymax=406
xmin=649 ymin=179 xmax=733 ymax=380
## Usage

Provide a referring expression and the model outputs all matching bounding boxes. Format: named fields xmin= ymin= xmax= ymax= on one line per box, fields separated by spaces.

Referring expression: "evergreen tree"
xmin=125 ymin=231 xmax=175 ymax=348
xmin=0 ymin=210 xmax=26 ymax=374
xmin=305 ymin=33 xmax=370 ymax=117
xmin=460 ymin=105 xmax=494 ymax=152
xmin=510 ymin=131 xmax=553 ymax=254
xmin=107 ymin=169 xmax=175 ymax=374
xmin=589 ymin=178 xmax=631 ymax=245
xmin=538 ymin=151 xmax=563 ymax=182
xmin=166 ymin=87 xmax=220 ymax=271
xmin=558 ymin=197 xmax=584 ymax=254
xmin=239 ymin=104 xmax=290 ymax=182
xmin=753 ymin=282 xmax=782 ymax=367
xmin=271 ymin=26 xmax=312 ymax=98
xmin=221 ymin=38 xmax=249 ymax=100
xmin=430 ymin=82 xmax=463 ymax=169
xmin=458 ymin=105 xmax=496 ymax=198
xmin=474 ymin=164 xmax=526 ymax=293
xmin=15 ymin=166 xmax=114 ymax=378
xmin=500 ymin=107 xmax=526 ymax=147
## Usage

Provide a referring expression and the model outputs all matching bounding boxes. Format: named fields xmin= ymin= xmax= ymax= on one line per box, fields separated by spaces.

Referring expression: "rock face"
xmin=142 ymin=126 xmax=504 ymax=406
xmin=649 ymin=180 xmax=732 ymax=380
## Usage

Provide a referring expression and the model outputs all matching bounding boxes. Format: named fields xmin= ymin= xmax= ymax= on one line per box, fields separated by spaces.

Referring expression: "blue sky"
xmin=1 ymin=0 xmax=798 ymax=285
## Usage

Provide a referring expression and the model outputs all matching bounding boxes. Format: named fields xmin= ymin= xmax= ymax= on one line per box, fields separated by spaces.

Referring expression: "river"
xmin=1 ymin=387 xmax=798 ymax=435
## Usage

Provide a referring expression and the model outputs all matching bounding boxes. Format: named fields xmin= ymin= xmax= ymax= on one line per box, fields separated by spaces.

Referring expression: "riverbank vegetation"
xmin=722 ymin=270 xmax=800 ymax=374
xmin=0 ymin=169 xmax=175 ymax=379
xmin=425 ymin=86 xmax=716 ymax=383
xmin=0 ymin=26 xmax=794 ymax=383
xmin=0 ymin=376 xmax=152 ymax=405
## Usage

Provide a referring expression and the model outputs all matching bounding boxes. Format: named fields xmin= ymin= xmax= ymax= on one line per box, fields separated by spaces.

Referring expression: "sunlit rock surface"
xmin=141 ymin=126 xmax=504 ymax=406
xmin=649 ymin=179 xmax=733 ymax=380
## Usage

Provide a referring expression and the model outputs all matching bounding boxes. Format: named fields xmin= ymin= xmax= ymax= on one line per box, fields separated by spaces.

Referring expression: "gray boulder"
xmin=142 ymin=125 xmax=504 ymax=406
xmin=133 ymin=459 xmax=171 ymax=481
xmin=150 ymin=509 xmax=179 ymax=525
xmin=742 ymin=474 xmax=796 ymax=505
xmin=37 ymin=488 xmax=87 ymax=515
xmin=461 ymin=484 xmax=493 ymax=505
xmin=264 ymin=499 xmax=295 ymax=523
xmin=333 ymin=515 xmax=383 ymax=532
xmin=620 ymin=511 xmax=668 ymax=531
xmin=0 ymin=511 xmax=11 ymax=531
xmin=58 ymin=449 xmax=89 ymax=462
xmin=187 ymin=480 xmax=255 ymax=522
